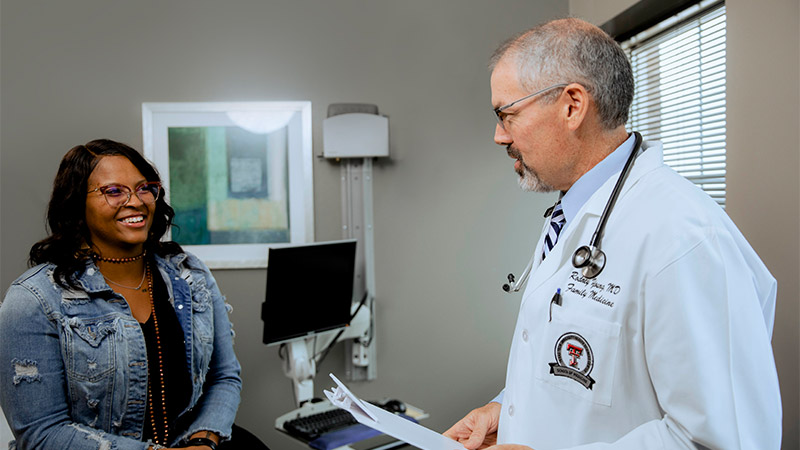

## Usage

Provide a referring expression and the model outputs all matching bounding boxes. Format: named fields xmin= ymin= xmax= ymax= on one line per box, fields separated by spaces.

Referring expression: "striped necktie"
xmin=542 ymin=200 xmax=566 ymax=261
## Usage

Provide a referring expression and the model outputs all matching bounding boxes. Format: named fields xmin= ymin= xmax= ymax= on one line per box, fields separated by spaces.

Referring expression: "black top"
xmin=140 ymin=262 xmax=192 ymax=444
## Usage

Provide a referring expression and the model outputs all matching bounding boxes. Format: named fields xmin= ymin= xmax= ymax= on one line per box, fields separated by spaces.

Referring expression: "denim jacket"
xmin=0 ymin=252 xmax=242 ymax=450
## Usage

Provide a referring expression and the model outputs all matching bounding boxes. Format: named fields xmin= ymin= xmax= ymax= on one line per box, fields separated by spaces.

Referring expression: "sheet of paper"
xmin=324 ymin=373 xmax=467 ymax=450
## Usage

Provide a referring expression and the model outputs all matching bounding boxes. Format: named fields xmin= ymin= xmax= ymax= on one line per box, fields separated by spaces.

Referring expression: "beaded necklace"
xmin=91 ymin=250 xmax=147 ymax=264
xmin=145 ymin=264 xmax=169 ymax=445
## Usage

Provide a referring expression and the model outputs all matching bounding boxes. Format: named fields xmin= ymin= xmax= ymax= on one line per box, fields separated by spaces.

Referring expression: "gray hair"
xmin=490 ymin=18 xmax=633 ymax=130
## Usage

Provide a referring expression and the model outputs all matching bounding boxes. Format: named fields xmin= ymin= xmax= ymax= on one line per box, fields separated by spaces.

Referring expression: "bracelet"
xmin=185 ymin=437 xmax=218 ymax=450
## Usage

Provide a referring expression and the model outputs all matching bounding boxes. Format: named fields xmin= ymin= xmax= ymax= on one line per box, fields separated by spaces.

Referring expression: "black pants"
xmin=217 ymin=424 xmax=270 ymax=450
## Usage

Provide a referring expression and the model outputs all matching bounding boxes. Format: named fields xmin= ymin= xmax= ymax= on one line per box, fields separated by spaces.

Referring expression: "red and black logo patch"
xmin=549 ymin=332 xmax=596 ymax=389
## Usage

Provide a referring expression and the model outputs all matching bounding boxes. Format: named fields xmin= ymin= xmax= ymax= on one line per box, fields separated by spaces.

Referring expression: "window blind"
xmin=624 ymin=3 xmax=726 ymax=207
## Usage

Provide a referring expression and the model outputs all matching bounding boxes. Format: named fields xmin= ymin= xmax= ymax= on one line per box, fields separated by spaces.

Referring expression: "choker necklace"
xmin=103 ymin=267 xmax=147 ymax=291
xmin=91 ymin=250 xmax=147 ymax=264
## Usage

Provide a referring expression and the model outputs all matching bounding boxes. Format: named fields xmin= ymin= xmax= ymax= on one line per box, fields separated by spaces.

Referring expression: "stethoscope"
xmin=503 ymin=132 xmax=643 ymax=292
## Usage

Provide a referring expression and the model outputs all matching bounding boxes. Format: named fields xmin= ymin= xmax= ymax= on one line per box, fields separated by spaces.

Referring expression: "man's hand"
xmin=443 ymin=402 xmax=502 ymax=450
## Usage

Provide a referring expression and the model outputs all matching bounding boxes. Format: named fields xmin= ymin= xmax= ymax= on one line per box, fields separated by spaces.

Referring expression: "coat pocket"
xmin=534 ymin=308 xmax=620 ymax=407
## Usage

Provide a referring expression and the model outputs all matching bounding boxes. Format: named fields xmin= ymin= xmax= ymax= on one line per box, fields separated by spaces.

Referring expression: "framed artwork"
xmin=142 ymin=102 xmax=314 ymax=268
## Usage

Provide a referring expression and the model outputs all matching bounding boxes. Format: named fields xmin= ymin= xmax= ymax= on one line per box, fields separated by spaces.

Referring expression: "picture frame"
xmin=142 ymin=101 xmax=314 ymax=269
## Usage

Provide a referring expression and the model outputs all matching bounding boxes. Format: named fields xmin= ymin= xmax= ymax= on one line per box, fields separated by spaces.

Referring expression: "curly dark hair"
xmin=29 ymin=139 xmax=183 ymax=288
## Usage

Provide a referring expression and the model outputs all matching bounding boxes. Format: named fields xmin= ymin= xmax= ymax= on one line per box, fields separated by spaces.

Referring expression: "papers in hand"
xmin=323 ymin=373 xmax=467 ymax=450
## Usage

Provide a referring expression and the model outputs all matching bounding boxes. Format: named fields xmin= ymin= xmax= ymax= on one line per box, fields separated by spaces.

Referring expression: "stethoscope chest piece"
xmin=572 ymin=245 xmax=606 ymax=279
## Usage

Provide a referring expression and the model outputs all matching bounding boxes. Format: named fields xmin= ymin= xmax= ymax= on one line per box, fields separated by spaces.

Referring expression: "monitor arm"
xmin=282 ymin=340 xmax=316 ymax=406
xmin=281 ymin=305 xmax=371 ymax=406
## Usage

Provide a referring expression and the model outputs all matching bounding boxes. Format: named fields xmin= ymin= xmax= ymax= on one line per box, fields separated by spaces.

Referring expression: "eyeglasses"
xmin=493 ymin=83 xmax=569 ymax=129
xmin=87 ymin=181 xmax=162 ymax=207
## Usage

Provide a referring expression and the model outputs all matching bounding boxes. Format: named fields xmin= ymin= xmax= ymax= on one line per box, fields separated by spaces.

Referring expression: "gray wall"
xmin=0 ymin=1 xmax=567 ymax=448
xmin=570 ymin=0 xmax=800 ymax=448
xmin=726 ymin=1 xmax=800 ymax=448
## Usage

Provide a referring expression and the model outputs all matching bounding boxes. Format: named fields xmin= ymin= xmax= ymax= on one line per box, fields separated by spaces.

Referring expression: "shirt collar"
xmin=559 ymin=133 xmax=636 ymax=232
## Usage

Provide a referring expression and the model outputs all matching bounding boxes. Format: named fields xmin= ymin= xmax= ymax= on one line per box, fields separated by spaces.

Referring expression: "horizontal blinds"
xmin=625 ymin=4 xmax=727 ymax=207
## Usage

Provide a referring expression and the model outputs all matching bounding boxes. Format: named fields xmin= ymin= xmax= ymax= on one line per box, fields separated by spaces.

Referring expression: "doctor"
xmin=444 ymin=18 xmax=782 ymax=449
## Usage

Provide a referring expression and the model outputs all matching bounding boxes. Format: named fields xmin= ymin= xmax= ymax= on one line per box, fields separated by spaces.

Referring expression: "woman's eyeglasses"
xmin=87 ymin=181 xmax=162 ymax=207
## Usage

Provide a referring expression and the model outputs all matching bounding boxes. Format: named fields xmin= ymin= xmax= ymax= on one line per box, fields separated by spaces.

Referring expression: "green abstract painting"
xmin=167 ymin=125 xmax=290 ymax=246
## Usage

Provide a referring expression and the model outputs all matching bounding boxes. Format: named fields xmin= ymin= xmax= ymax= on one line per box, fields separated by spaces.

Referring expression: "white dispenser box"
xmin=323 ymin=113 xmax=389 ymax=158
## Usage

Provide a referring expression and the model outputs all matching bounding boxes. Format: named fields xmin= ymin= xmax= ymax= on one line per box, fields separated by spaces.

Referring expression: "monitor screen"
xmin=262 ymin=239 xmax=357 ymax=345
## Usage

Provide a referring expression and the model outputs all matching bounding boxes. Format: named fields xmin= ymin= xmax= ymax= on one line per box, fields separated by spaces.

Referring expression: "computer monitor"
xmin=262 ymin=239 xmax=357 ymax=346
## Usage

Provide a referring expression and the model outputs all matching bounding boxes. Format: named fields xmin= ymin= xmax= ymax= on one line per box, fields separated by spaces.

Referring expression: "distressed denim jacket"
xmin=0 ymin=253 xmax=242 ymax=450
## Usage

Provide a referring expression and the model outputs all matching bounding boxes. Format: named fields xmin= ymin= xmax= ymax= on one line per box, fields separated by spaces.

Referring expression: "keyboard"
xmin=283 ymin=408 xmax=358 ymax=441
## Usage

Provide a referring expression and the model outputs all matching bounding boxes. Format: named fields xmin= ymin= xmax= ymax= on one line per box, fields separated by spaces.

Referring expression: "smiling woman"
xmin=85 ymin=157 xmax=159 ymax=259
xmin=0 ymin=140 xmax=252 ymax=450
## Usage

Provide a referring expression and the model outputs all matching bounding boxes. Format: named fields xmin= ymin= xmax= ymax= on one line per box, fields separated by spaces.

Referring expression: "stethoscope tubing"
xmin=587 ymin=132 xmax=642 ymax=249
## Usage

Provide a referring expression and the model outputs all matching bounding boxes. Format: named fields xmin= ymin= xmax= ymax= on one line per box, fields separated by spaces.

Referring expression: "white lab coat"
xmin=497 ymin=141 xmax=781 ymax=449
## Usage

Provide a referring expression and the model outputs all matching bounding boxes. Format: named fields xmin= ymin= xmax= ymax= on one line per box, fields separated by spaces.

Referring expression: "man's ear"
xmin=561 ymin=83 xmax=590 ymax=131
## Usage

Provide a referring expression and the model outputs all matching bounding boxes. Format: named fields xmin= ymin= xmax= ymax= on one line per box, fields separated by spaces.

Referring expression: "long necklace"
xmin=102 ymin=267 xmax=147 ymax=291
xmin=91 ymin=250 xmax=147 ymax=264
xmin=146 ymin=265 xmax=170 ymax=445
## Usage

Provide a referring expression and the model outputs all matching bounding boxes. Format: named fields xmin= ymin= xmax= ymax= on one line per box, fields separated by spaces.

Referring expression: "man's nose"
xmin=494 ymin=123 xmax=512 ymax=146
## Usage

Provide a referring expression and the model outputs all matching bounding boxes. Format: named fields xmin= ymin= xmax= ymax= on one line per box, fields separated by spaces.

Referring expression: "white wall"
xmin=569 ymin=2 xmax=800 ymax=449
xmin=0 ymin=1 xmax=567 ymax=448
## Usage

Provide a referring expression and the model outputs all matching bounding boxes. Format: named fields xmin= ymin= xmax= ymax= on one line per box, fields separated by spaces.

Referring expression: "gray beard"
xmin=516 ymin=157 xmax=555 ymax=193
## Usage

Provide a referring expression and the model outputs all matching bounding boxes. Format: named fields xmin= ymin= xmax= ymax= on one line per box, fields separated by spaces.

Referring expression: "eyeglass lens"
xmin=101 ymin=183 xmax=160 ymax=207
